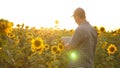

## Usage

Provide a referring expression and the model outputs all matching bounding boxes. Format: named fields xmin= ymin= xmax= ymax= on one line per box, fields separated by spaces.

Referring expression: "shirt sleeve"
xmin=68 ymin=27 xmax=85 ymax=48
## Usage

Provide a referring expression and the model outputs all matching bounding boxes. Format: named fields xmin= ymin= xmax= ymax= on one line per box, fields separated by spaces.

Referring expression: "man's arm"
xmin=65 ymin=27 xmax=85 ymax=50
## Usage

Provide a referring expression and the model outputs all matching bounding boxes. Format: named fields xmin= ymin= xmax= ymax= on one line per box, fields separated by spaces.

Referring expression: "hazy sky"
xmin=0 ymin=0 xmax=120 ymax=31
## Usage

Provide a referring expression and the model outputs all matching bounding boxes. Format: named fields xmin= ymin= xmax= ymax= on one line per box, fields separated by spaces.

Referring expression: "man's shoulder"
xmin=76 ymin=23 xmax=87 ymax=31
xmin=76 ymin=22 xmax=96 ymax=34
xmin=78 ymin=22 xmax=89 ymax=27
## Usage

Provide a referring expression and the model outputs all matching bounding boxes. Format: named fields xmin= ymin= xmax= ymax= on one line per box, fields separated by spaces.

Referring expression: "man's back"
xmin=68 ymin=21 xmax=97 ymax=68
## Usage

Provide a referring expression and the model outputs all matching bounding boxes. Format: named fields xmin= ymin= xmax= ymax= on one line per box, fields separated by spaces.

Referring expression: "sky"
xmin=0 ymin=0 xmax=120 ymax=31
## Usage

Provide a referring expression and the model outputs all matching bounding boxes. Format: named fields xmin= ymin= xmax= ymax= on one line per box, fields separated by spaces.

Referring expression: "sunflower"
xmin=101 ymin=42 xmax=108 ymax=49
xmin=36 ymin=47 xmax=44 ymax=54
xmin=111 ymin=31 xmax=117 ymax=36
xmin=25 ymin=26 xmax=29 ymax=29
xmin=44 ymin=44 xmax=49 ymax=51
xmin=69 ymin=29 xmax=74 ymax=34
xmin=7 ymin=22 xmax=13 ymax=29
xmin=100 ymin=27 xmax=106 ymax=32
xmin=0 ymin=19 xmax=13 ymax=34
xmin=0 ymin=22 xmax=7 ymax=30
xmin=51 ymin=45 xmax=58 ymax=54
xmin=26 ymin=32 xmax=33 ymax=37
xmin=26 ymin=37 xmax=33 ymax=43
xmin=16 ymin=24 xmax=21 ymax=28
xmin=31 ymin=37 xmax=44 ymax=49
xmin=107 ymin=44 xmax=117 ymax=55
xmin=55 ymin=20 xmax=59 ymax=25
xmin=55 ymin=50 xmax=61 ymax=56
xmin=7 ymin=33 xmax=15 ymax=38
xmin=31 ymin=45 xmax=44 ymax=54
xmin=58 ymin=43 xmax=64 ymax=51
xmin=93 ymin=26 xmax=98 ymax=31
xmin=3 ymin=22 xmax=13 ymax=34
xmin=31 ymin=46 xmax=36 ymax=52
xmin=3 ymin=28 xmax=11 ymax=34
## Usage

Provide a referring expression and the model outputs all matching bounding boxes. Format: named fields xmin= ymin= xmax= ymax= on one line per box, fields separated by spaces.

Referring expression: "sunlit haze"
xmin=0 ymin=0 xmax=120 ymax=31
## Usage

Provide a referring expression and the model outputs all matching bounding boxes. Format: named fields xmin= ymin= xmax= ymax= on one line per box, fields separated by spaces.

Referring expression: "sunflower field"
xmin=0 ymin=19 xmax=120 ymax=68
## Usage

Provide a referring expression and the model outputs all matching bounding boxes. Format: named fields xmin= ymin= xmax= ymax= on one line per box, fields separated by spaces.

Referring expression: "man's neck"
xmin=78 ymin=19 xmax=87 ymax=25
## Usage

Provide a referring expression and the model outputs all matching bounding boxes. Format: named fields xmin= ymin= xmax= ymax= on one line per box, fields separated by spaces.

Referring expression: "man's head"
xmin=73 ymin=7 xmax=86 ymax=24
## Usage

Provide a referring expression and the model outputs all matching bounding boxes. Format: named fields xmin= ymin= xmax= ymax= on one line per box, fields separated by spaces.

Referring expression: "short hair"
xmin=73 ymin=7 xmax=86 ymax=19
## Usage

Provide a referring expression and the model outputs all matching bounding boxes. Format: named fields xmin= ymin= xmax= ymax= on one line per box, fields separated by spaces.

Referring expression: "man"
xmin=65 ymin=7 xmax=97 ymax=68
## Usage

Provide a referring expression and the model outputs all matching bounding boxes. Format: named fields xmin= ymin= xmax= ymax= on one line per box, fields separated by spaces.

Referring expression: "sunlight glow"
xmin=0 ymin=0 xmax=120 ymax=31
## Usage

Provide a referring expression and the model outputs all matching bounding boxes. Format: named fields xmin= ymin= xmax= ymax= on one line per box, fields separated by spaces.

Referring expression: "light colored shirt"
xmin=68 ymin=21 xmax=97 ymax=68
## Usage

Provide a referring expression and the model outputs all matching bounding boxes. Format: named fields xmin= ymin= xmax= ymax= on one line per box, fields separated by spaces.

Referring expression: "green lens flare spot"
xmin=69 ymin=51 xmax=79 ymax=61
xmin=71 ymin=52 xmax=76 ymax=58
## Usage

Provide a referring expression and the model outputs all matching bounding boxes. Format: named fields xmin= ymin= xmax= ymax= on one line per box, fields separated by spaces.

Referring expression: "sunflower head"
xmin=36 ymin=47 xmax=44 ymax=54
xmin=3 ymin=28 xmax=11 ymax=34
xmin=107 ymin=44 xmax=117 ymax=55
xmin=26 ymin=32 xmax=33 ymax=38
xmin=0 ymin=22 xmax=7 ymax=30
xmin=69 ymin=29 xmax=74 ymax=34
xmin=101 ymin=42 xmax=108 ymax=49
xmin=111 ymin=31 xmax=117 ymax=36
xmin=93 ymin=26 xmax=98 ymax=31
xmin=31 ymin=44 xmax=44 ymax=54
xmin=0 ymin=22 xmax=12 ymax=34
xmin=7 ymin=33 xmax=15 ymax=38
xmin=51 ymin=45 xmax=58 ymax=54
xmin=0 ymin=20 xmax=13 ymax=34
xmin=55 ymin=50 xmax=61 ymax=55
xmin=7 ymin=22 xmax=13 ymax=28
xmin=44 ymin=44 xmax=49 ymax=51
xmin=31 ymin=37 xmax=43 ymax=48
xmin=16 ymin=24 xmax=21 ymax=28
xmin=100 ymin=27 xmax=106 ymax=32
xmin=25 ymin=26 xmax=29 ymax=29
xmin=58 ymin=43 xmax=64 ymax=51
xmin=55 ymin=20 xmax=59 ymax=25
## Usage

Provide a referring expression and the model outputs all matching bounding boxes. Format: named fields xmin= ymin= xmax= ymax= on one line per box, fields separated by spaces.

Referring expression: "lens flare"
xmin=71 ymin=52 xmax=76 ymax=59
xmin=69 ymin=50 xmax=79 ymax=61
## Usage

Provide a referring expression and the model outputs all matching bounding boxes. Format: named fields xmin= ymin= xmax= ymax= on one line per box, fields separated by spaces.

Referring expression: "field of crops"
xmin=0 ymin=19 xmax=120 ymax=68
